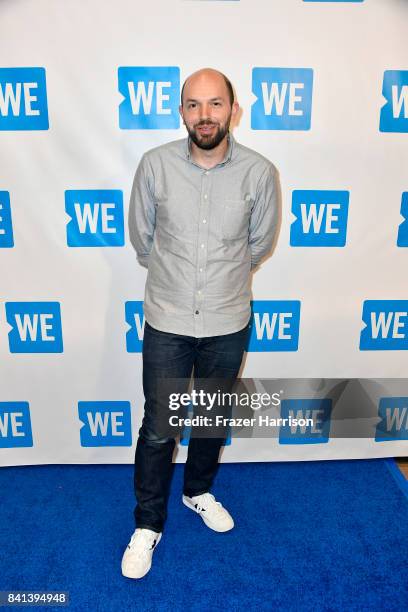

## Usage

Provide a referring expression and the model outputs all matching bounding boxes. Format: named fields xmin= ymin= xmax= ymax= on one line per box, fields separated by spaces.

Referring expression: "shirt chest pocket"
xmin=221 ymin=198 xmax=251 ymax=240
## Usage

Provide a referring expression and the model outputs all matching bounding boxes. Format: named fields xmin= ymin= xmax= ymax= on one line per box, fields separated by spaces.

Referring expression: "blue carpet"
xmin=0 ymin=459 xmax=407 ymax=611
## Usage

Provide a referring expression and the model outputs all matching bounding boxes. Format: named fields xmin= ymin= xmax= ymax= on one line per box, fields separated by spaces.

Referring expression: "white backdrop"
xmin=1 ymin=0 xmax=407 ymax=466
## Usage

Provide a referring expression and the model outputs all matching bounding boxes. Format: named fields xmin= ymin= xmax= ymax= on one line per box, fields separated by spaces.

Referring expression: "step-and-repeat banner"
xmin=1 ymin=0 xmax=407 ymax=466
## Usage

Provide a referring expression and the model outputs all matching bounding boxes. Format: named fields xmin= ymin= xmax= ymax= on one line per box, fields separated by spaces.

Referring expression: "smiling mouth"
xmin=197 ymin=124 xmax=217 ymax=135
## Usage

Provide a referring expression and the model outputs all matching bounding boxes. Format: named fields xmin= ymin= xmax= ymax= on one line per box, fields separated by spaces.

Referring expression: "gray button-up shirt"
xmin=128 ymin=133 xmax=278 ymax=337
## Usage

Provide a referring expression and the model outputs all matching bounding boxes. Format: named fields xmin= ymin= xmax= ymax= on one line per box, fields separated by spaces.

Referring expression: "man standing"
xmin=123 ymin=68 xmax=278 ymax=579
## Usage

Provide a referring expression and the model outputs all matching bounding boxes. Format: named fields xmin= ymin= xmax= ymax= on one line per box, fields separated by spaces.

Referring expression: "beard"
xmin=186 ymin=119 xmax=230 ymax=150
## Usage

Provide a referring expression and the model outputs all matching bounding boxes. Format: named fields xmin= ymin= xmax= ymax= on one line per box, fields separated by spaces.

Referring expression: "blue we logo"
xmin=291 ymin=190 xmax=349 ymax=246
xmin=0 ymin=191 xmax=14 ymax=248
xmin=118 ymin=66 xmax=180 ymax=129
xmin=279 ymin=398 xmax=332 ymax=444
xmin=0 ymin=67 xmax=49 ymax=130
xmin=78 ymin=401 xmax=132 ymax=446
xmin=397 ymin=192 xmax=408 ymax=247
xmin=5 ymin=302 xmax=63 ymax=353
xmin=247 ymin=300 xmax=301 ymax=352
xmin=375 ymin=397 xmax=408 ymax=442
xmin=0 ymin=402 xmax=33 ymax=448
xmin=380 ymin=70 xmax=408 ymax=133
xmin=360 ymin=300 xmax=408 ymax=350
xmin=251 ymin=67 xmax=313 ymax=130
xmin=125 ymin=301 xmax=144 ymax=353
xmin=65 ymin=190 xmax=124 ymax=247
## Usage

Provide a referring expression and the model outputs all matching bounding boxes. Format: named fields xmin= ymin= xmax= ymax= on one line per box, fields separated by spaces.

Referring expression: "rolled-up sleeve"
xmin=249 ymin=163 xmax=278 ymax=270
xmin=128 ymin=154 xmax=157 ymax=269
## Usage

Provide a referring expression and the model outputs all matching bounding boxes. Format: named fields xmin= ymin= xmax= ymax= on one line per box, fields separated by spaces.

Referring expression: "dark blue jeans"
xmin=133 ymin=320 xmax=250 ymax=533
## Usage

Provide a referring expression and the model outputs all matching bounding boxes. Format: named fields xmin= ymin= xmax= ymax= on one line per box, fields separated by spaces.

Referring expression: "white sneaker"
xmin=182 ymin=492 xmax=234 ymax=532
xmin=121 ymin=528 xmax=162 ymax=579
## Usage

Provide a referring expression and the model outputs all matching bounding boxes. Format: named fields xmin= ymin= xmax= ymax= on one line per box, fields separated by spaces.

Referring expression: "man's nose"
xmin=199 ymin=103 xmax=211 ymax=120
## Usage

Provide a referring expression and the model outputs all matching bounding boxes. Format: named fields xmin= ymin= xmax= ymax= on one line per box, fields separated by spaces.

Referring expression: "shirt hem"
xmin=144 ymin=313 xmax=251 ymax=338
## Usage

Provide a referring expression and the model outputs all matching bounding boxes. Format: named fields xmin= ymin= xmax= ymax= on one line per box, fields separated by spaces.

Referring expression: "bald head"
xmin=180 ymin=68 xmax=234 ymax=107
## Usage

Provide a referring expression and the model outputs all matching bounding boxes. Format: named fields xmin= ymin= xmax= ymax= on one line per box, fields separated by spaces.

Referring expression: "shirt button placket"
xmin=194 ymin=169 xmax=210 ymax=336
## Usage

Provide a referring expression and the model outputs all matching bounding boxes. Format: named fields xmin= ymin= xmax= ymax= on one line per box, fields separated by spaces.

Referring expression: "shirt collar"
xmin=185 ymin=132 xmax=235 ymax=167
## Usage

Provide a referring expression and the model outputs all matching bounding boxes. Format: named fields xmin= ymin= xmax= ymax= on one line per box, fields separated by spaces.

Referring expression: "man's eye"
xmin=188 ymin=103 xmax=196 ymax=109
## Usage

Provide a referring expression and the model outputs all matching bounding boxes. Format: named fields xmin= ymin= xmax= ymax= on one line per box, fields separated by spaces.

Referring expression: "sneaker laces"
xmin=128 ymin=529 xmax=158 ymax=552
xmin=194 ymin=492 xmax=223 ymax=514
